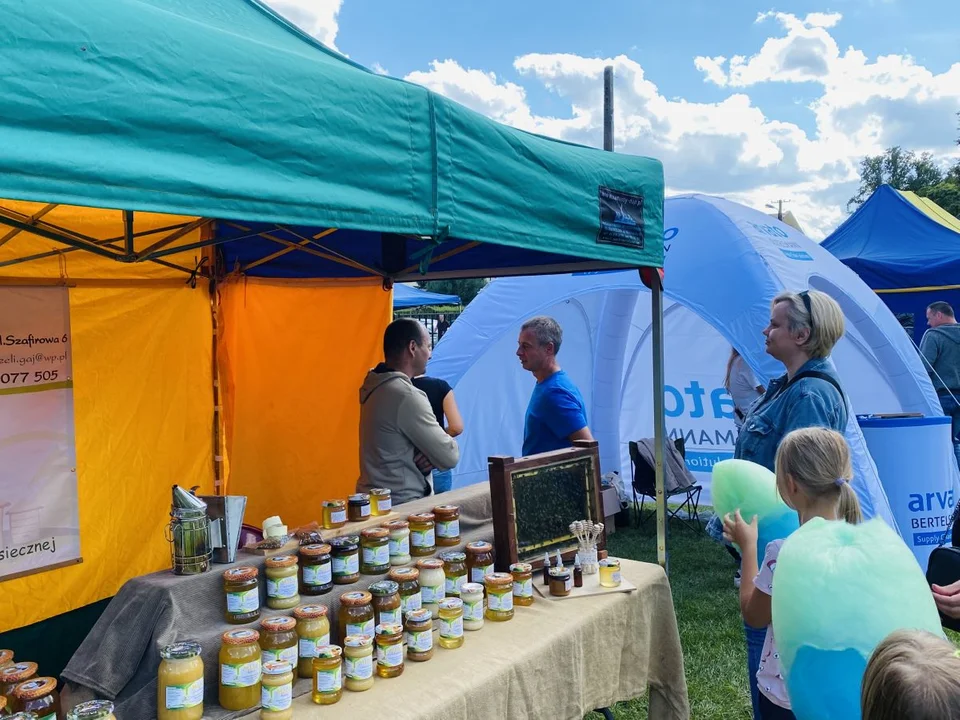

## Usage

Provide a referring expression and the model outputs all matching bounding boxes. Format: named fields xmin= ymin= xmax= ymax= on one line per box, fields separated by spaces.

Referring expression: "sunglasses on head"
xmin=799 ymin=290 xmax=813 ymax=328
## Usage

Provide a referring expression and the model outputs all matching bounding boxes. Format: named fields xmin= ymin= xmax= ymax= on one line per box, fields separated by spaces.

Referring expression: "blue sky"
xmin=268 ymin=0 xmax=960 ymax=237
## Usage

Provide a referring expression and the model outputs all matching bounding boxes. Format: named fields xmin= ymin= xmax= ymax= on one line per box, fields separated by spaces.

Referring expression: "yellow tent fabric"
xmin=218 ymin=277 xmax=392 ymax=530
xmin=898 ymin=190 xmax=960 ymax=234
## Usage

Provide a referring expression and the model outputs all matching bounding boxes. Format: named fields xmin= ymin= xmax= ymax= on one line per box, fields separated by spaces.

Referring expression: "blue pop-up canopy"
xmin=823 ymin=185 xmax=960 ymax=344
xmin=393 ymin=284 xmax=460 ymax=309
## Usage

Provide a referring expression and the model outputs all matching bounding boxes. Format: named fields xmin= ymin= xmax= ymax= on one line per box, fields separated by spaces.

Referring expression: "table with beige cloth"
xmin=62 ymin=482 xmax=689 ymax=720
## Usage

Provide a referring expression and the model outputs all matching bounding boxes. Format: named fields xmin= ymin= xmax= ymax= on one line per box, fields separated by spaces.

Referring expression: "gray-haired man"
xmin=921 ymin=301 xmax=960 ymax=468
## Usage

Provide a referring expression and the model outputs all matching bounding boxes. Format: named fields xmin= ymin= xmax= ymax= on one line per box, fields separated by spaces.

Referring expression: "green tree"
xmin=419 ymin=278 xmax=488 ymax=306
xmin=848 ymin=146 xmax=944 ymax=210
xmin=917 ymin=182 xmax=960 ymax=219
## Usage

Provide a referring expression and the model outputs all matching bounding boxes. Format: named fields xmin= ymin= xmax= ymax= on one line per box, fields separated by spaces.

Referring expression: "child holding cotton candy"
xmin=724 ymin=427 xmax=862 ymax=720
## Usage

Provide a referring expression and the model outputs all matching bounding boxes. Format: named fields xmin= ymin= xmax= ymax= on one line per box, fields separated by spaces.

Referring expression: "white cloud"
xmin=371 ymin=62 xmax=390 ymax=76
xmin=265 ymin=0 xmax=343 ymax=51
xmin=404 ymin=13 xmax=959 ymax=239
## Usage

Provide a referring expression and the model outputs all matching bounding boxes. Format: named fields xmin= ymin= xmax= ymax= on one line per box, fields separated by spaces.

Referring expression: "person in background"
xmin=724 ymin=427 xmax=862 ymax=720
xmin=861 ymin=629 xmax=960 ymax=720
xmin=357 ymin=319 xmax=459 ymax=504
xmin=436 ymin=313 xmax=450 ymax=341
xmin=517 ymin=315 xmax=593 ymax=456
xmin=919 ymin=301 xmax=960 ymax=469
xmin=412 ymin=374 xmax=464 ymax=494
xmin=725 ymin=347 xmax=766 ymax=433
xmin=732 ymin=289 xmax=849 ymax=720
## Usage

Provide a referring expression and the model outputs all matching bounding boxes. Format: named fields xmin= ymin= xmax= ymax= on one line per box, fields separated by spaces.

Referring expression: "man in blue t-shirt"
xmin=517 ymin=316 xmax=593 ymax=456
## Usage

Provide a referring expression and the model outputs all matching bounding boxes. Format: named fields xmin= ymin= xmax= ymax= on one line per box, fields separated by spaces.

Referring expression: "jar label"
xmin=165 ymin=678 xmax=204 ymax=709
xmin=436 ymin=519 xmax=460 ymax=538
xmin=330 ymin=509 xmax=347 ymax=525
xmin=303 ymin=562 xmax=332 ymax=586
xmin=377 ymin=497 xmax=392 ymax=512
xmin=221 ymin=660 xmax=261 ymax=687
xmin=445 ymin=574 xmax=466 ymax=595
xmin=565 ymin=576 xmax=573 ymax=592
xmin=389 ymin=535 xmax=410 ymax=556
xmin=421 ymin=583 xmax=444 ymax=604
xmin=226 ymin=588 xmax=259 ymax=613
xmin=513 ymin=578 xmax=533 ymax=598
xmin=344 ymin=654 xmax=373 ymax=680
xmin=401 ymin=591 xmax=422 ymax=613
xmin=267 ymin=575 xmax=298 ymax=599
xmin=299 ymin=635 xmax=330 ymax=657
xmin=471 ymin=564 xmax=494 ymax=583
xmin=612 ymin=571 xmax=622 ymax=584
xmin=362 ymin=545 xmax=390 ymax=566
xmin=463 ymin=599 xmax=484 ymax=621
xmin=263 ymin=646 xmax=299 ymax=666
xmin=332 ymin=553 xmax=360 ymax=576
xmin=411 ymin=528 xmax=435 ymax=548
xmin=262 ymin=681 xmax=293 ymax=711
xmin=377 ymin=643 xmax=404 ymax=667
xmin=406 ymin=629 xmax=433 ymax=653
xmin=346 ymin=618 xmax=375 ymax=639
xmin=360 ymin=503 xmax=371 ymax=517
xmin=315 ymin=666 xmax=342 ymax=693
xmin=488 ymin=590 xmax=514 ymax=612
xmin=440 ymin=616 xmax=464 ymax=639
xmin=379 ymin=609 xmax=402 ymax=625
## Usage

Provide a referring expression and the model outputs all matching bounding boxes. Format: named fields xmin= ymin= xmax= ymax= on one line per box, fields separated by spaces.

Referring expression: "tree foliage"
xmin=418 ymin=278 xmax=488 ymax=306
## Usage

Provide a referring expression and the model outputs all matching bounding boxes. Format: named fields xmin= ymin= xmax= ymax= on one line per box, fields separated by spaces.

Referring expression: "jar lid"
xmin=9 ymin=713 xmax=40 ymax=720
xmin=294 ymin=604 xmax=329 ymax=619
xmin=329 ymin=535 xmax=360 ymax=550
xmin=222 ymin=628 xmax=260 ymax=645
xmin=388 ymin=567 xmax=419 ymax=582
xmin=66 ymin=700 xmax=116 ymax=720
xmin=549 ymin=567 xmax=571 ymax=577
xmin=369 ymin=580 xmax=399 ymax=597
xmin=348 ymin=493 xmax=370 ymax=503
xmin=0 ymin=662 xmax=37 ymax=681
xmin=439 ymin=597 xmax=463 ymax=611
xmin=265 ymin=554 xmax=297 ymax=568
xmin=466 ymin=540 xmax=493 ymax=553
xmin=369 ymin=487 xmax=391 ymax=496
xmin=416 ymin=558 xmax=443 ymax=570
xmin=383 ymin=520 xmax=409 ymax=531
xmin=375 ymin=622 xmax=404 ymax=636
xmin=14 ymin=678 xmax=56 ymax=701
xmin=404 ymin=609 xmax=432 ymax=624
xmin=223 ymin=566 xmax=258 ymax=582
xmin=0 ymin=649 xmax=11 ymax=664
xmin=340 ymin=590 xmax=372 ymax=606
xmin=599 ymin=558 xmax=621 ymax=568
xmin=159 ymin=641 xmax=201 ymax=660
xmin=361 ymin=527 xmax=389 ymax=540
xmin=407 ymin=512 xmax=435 ymax=523
xmin=316 ymin=644 xmax=342 ymax=660
xmin=439 ymin=551 xmax=466 ymax=563
xmin=261 ymin=616 xmax=296 ymax=632
xmin=262 ymin=661 xmax=293 ymax=676
xmin=432 ymin=504 xmax=459 ymax=515
xmin=343 ymin=634 xmax=373 ymax=648
xmin=300 ymin=543 xmax=332 ymax=557
xmin=485 ymin=571 xmax=513 ymax=585
xmin=322 ymin=499 xmax=346 ymax=508
xmin=510 ymin=562 xmax=533 ymax=573
xmin=460 ymin=582 xmax=484 ymax=594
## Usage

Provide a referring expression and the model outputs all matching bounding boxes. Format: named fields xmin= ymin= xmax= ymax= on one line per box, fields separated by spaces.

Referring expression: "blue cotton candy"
xmin=712 ymin=459 xmax=799 ymax=556
xmin=772 ymin=518 xmax=945 ymax=720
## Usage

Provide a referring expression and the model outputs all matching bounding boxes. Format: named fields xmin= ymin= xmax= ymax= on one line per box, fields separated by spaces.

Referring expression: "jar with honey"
xmin=338 ymin=591 xmax=375 ymax=641
xmin=66 ymin=700 xmax=117 ymax=720
xmin=440 ymin=551 xmax=467 ymax=597
xmin=403 ymin=609 xmax=434 ymax=662
xmin=260 ymin=661 xmax=294 ymax=720
xmin=329 ymin=535 xmax=360 ymax=584
xmin=0 ymin=663 xmax=37 ymax=707
xmin=260 ymin=617 xmax=298 ymax=667
xmin=223 ymin=566 xmax=260 ymax=624
xmin=416 ymin=558 xmax=445 ymax=618
xmin=360 ymin=527 xmax=390 ymax=574
xmin=311 ymin=645 xmax=343 ymax=705
xmin=14 ymin=678 xmax=60 ymax=720
xmin=407 ymin=513 xmax=436 ymax=556
xmin=299 ymin=543 xmax=333 ymax=596
xmin=369 ymin=488 xmax=392 ymax=516
xmin=432 ymin=505 xmax=461 ymax=546
xmin=510 ymin=562 xmax=534 ymax=606
xmin=157 ymin=641 xmax=203 ymax=720
xmin=388 ymin=567 xmax=422 ymax=615
xmin=374 ymin=623 xmax=405 ymax=678
xmin=384 ymin=520 xmax=411 ymax=565
xmin=321 ymin=500 xmax=347 ymax=529
xmin=484 ymin=572 xmax=515 ymax=621
xmin=264 ymin=555 xmax=300 ymax=610
xmin=347 ymin=493 xmax=371 ymax=522
xmin=219 ymin=629 xmax=262 ymax=711
xmin=369 ymin=580 xmax=402 ymax=626
xmin=465 ymin=541 xmax=495 ymax=584
xmin=342 ymin=635 xmax=374 ymax=692
xmin=294 ymin=604 xmax=330 ymax=679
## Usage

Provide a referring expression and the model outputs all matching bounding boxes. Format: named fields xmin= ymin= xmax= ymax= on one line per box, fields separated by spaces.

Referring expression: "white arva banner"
xmin=0 ymin=286 xmax=80 ymax=580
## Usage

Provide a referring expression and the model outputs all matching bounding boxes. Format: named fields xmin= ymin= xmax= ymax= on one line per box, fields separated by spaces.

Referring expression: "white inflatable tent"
xmin=429 ymin=194 xmax=957 ymax=526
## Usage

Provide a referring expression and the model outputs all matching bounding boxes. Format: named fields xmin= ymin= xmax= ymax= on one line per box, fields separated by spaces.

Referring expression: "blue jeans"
xmin=939 ymin=393 xmax=960 ymax=471
xmin=433 ymin=469 xmax=453 ymax=494
xmin=746 ymin=623 xmax=766 ymax=718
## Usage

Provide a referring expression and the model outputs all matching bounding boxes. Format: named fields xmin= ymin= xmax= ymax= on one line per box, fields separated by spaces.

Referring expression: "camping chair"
xmin=629 ymin=439 xmax=703 ymax=533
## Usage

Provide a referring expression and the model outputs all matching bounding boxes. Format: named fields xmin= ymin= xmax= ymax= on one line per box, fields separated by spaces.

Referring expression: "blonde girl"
xmin=724 ymin=427 xmax=861 ymax=719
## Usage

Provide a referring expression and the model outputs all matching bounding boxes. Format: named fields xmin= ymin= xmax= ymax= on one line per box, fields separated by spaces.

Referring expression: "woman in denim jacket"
xmin=735 ymin=289 xmax=848 ymax=719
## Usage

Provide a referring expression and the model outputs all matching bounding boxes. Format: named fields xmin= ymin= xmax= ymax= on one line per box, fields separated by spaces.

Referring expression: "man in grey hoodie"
xmin=920 ymin=301 xmax=960 ymax=468
xmin=357 ymin=318 xmax=460 ymax=504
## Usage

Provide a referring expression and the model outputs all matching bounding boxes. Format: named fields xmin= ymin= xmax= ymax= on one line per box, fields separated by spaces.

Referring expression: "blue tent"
xmin=393 ymin=284 xmax=460 ymax=309
xmin=822 ymin=185 xmax=960 ymax=345
xmin=428 ymin=194 xmax=960 ymax=528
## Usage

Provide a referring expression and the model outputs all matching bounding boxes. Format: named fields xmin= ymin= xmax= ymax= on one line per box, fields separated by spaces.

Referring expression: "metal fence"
xmin=394 ymin=309 xmax=462 ymax=347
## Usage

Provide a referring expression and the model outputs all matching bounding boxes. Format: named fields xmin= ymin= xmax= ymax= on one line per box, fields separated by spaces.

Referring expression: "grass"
xmin=584 ymin=511 xmax=753 ymax=720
